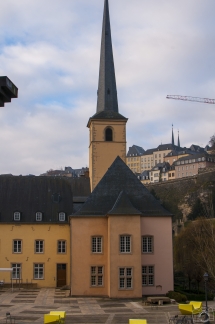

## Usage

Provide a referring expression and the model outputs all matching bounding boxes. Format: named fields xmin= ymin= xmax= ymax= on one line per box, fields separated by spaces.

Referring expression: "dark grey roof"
xmin=157 ymin=143 xmax=182 ymax=151
xmin=0 ymin=176 xmax=73 ymax=223
xmin=73 ymin=157 xmax=172 ymax=217
xmin=108 ymin=191 xmax=141 ymax=215
xmin=151 ymin=162 xmax=169 ymax=171
xmin=96 ymin=0 xmax=118 ymax=113
xmin=174 ymin=152 xmax=215 ymax=164
xmin=143 ymin=148 xmax=157 ymax=155
xmin=87 ymin=110 xmax=127 ymax=126
xmin=141 ymin=170 xmax=150 ymax=177
xmin=190 ymin=144 xmax=205 ymax=153
xmin=127 ymin=145 xmax=145 ymax=157
xmin=165 ymin=149 xmax=195 ymax=157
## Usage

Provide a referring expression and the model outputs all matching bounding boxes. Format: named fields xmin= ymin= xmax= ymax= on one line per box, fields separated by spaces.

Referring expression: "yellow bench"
xmin=179 ymin=301 xmax=202 ymax=315
xmin=44 ymin=314 xmax=61 ymax=324
xmin=129 ymin=320 xmax=147 ymax=324
xmin=44 ymin=311 xmax=66 ymax=324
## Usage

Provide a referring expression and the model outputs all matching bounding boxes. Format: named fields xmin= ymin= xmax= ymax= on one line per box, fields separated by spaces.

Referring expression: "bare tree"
xmin=209 ymin=134 xmax=215 ymax=153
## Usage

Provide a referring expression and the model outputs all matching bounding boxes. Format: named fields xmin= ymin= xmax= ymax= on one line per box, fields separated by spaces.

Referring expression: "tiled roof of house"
xmin=127 ymin=145 xmax=145 ymax=156
xmin=0 ymin=176 xmax=74 ymax=223
xmin=73 ymin=157 xmax=172 ymax=217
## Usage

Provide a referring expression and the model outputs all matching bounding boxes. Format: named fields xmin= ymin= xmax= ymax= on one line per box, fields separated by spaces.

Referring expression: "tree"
xmin=174 ymin=225 xmax=202 ymax=291
xmin=187 ymin=198 xmax=204 ymax=220
xmin=174 ymin=218 xmax=215 ymax=288
xmin=209 ymin=134 xmax=215 ymax=153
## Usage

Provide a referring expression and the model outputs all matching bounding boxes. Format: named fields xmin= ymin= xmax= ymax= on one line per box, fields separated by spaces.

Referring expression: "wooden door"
xmin=57 ymin=264 xmax=66 ymax=287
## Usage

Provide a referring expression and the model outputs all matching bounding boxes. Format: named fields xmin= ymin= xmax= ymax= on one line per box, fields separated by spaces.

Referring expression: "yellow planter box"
xmin=129 ymin=320 xmax=147 ymax=324
xmin=44 ymin=314 xmax=60 ymax=324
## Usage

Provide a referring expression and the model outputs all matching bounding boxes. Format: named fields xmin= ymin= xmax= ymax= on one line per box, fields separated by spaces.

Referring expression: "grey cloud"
xmin=0 ymin=0 xmax=215 ymax=174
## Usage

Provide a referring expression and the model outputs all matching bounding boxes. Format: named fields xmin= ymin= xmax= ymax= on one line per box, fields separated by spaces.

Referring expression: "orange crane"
xmin=166 ymin=95 xmax=215 ymax=104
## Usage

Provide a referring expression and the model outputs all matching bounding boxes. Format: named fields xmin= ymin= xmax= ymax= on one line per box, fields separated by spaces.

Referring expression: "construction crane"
xmin=166 ymin=95 xmax=215 ymax=104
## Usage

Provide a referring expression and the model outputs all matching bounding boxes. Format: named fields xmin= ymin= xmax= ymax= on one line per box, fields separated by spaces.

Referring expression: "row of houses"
xmin=126 ymin=144 xmax=215 ymax=184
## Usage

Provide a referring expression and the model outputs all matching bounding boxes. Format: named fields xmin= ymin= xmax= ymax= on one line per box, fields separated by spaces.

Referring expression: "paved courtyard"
xmin=0 ymin=288 xmax=212 ymax=324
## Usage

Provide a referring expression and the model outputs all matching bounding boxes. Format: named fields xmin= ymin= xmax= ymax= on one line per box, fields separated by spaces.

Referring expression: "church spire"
xmin=172 ymin=124 xmax=175 ymax=145
xmin=178 ymin=130 xmax=180 ymax=147
xmin=96 ymin=0 xmax=118 ymax=113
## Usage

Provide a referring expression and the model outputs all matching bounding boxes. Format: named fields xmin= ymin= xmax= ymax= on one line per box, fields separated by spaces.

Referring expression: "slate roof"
xmin=156 ymin=143 xmax=182 ymax=151
xmin=127 ymin=145 xmax=145 ymax=157
xmin=0 ymin=176 xmax=73 ymax=223
xmin=96 ymin=0 xmax=118 ymax=113
xmin=73 ymin=157 xmax=172 ymax=217
xmin=87 ymin=110 xmax=127 ymax=126
xmin=190 ymin=144 xmax=205 ymax=153
xmin=174 ymin=152 xmax=215 ymax=164
xmin=143 ymin=148 xmax=157 ymax=155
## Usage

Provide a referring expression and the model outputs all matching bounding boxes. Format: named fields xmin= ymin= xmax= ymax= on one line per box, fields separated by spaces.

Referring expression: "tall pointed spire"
xmin=172 ymin=124 xmax=175 ymax=145
xmin=178 ymin=130 xmax=180 ymax=147
xmin=96 ymin=0 xmax=118 ymax=113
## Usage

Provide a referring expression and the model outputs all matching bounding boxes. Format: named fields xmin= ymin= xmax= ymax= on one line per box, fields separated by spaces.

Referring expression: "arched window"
xmin=105 ymin=128 xmax=113 ymax=142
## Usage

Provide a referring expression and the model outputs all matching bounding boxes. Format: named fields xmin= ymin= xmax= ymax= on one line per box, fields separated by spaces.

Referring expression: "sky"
xmin=0 ymin=0 xmax=215 ymax=175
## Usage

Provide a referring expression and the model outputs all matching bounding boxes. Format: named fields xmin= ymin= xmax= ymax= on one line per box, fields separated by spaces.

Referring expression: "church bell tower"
xmin=87 ymin=0 xmax=128 ymax=191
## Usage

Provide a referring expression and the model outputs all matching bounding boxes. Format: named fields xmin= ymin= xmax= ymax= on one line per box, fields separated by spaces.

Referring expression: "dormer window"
xmin=14 ymin=212 xmax=21 ymax=221
xmin=59 ymin=212 xmax=66 ymax=222
xmin=36 ymin=212 xmax=42 ymax=222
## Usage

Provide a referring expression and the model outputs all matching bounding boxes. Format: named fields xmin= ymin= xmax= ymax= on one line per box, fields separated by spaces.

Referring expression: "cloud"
xmin=0 ymin=0 xmax=215 ymax=175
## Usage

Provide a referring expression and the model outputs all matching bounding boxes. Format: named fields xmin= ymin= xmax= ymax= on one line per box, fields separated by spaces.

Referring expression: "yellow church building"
xmin=0 ymin=0 xmax=174 ymax=298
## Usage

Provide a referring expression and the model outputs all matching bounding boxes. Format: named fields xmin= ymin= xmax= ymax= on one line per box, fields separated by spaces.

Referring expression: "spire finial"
xmin=172 ymin=124 xmax=175 ymax=146
xmin=96 ymin=0 xmax=118 ymax=113
xmin=178 ymin=129 xmax=180 ymax=147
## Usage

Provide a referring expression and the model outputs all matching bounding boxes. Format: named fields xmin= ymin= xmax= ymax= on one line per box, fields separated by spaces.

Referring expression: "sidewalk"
xmin=0 ymin=288 xmax=213 ymax=324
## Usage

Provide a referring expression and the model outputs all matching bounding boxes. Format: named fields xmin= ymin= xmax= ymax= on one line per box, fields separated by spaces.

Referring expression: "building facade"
xmin=0 ymin=0 xmax=174 ymax=298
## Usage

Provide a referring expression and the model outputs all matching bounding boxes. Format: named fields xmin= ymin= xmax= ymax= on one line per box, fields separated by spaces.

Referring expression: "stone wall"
xmin=145 ymin=169 xmax=215 ymax=224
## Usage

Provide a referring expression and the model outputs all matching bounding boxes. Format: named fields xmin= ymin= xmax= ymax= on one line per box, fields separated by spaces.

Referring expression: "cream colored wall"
xmin=70 ymin=217 xmax=108 ymax=296
xmin=108 ymin=215 xmax=142 ymax=298
xmin=141 ymin=217 xmax=173 ymax=295
xmin=89 ymin=119 xmax=127 ymax=191
xmin=0 ymin=224 xmax=70 ymax=288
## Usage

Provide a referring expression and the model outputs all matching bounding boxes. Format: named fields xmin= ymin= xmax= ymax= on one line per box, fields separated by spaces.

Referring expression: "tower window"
xmin=105 ymin=128 xmax=113 ymax=142
xmin=107 ymin=88 xmax=110 ymax=95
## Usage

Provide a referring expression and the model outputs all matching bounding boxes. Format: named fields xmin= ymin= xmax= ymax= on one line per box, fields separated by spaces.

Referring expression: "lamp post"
xmin=203 ymin=272 xmax=208 ymax=311
xmin=203 ymin=272 xmax=209 ymax=324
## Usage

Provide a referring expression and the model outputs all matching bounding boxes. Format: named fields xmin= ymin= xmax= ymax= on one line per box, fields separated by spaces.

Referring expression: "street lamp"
xmin=203 ymin=272 xmax=209 ymax=312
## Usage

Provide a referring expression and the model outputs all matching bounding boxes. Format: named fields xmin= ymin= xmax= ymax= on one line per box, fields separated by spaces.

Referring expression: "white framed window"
xmin=12 ymin=263 xmax=21 ymax=279
xmin=119 ymin=267 xmax=133 ymax=289
xmin=120 ymin=235 xmax=131 ymax=253
xmin=142 ymin=265 xmax=154 ymax=286
xmin=92 ymin=237 xmax=102 ymax=253
xmin=14 ymin=212 xmax=20 ymax=221
xmin=142 ymin=236 xmax=153 ymax=253
xmin=91 ymin=266 xmax=103 ymax=287
xmin=34 ymin=264 xmax=44 ymax=279
xmin=58 ymin=240 xmax=66 ymax=253
xmin=35 ymin=240 xmax=44 ymax=253
xmin=13 ymin=240 xmax=22 ymax=253
xmin=59 ymin=212 xmax=65 ymax=221
xmin=36 ymin=212 xmax=42 ymax=221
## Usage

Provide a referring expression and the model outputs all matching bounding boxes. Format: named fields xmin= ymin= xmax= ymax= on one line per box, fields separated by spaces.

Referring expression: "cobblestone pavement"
xmin=0 ymin=288 xmax=213 ymax=324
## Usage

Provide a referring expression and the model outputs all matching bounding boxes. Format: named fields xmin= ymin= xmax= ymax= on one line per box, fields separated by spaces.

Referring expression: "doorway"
xmin=57 ymin=264 xmax=66 ymax=287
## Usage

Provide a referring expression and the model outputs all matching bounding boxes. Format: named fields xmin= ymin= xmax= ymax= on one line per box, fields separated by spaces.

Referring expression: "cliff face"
xmin=145 ymin=168 xmax=215 ymax=225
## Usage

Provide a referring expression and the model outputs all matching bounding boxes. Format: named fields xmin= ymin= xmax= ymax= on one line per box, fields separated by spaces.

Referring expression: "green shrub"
xmin=166 ymin=291 xmax=187 ymax=303
xmin=174 ymin=288 xmax=214 ymax=301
